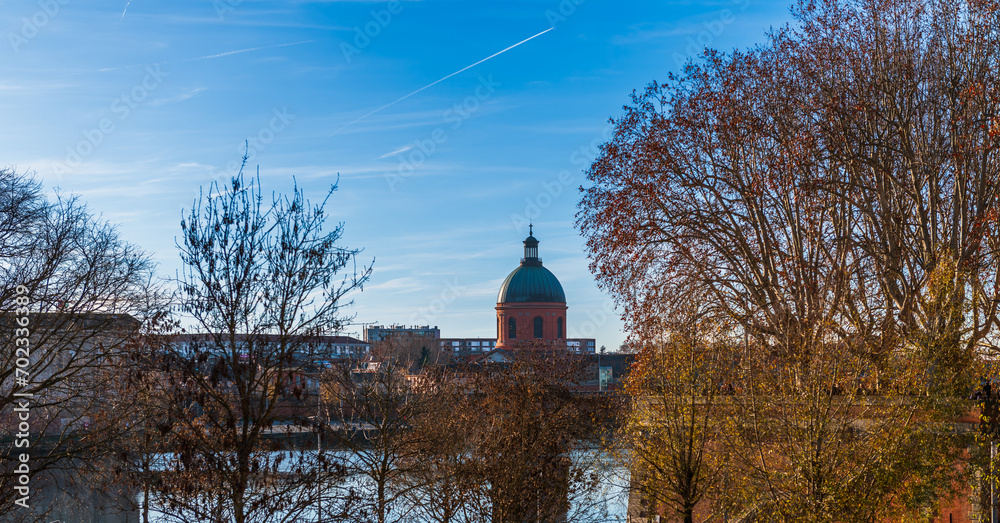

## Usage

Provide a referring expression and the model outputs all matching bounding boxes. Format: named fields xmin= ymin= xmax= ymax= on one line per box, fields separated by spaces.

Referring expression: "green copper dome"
xmin=497 ymin=226 xmax=566 ymax=304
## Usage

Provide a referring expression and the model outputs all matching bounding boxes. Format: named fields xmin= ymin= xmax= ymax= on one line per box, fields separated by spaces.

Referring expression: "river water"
xmin=140 ymin=449 xmax=630 ymax=522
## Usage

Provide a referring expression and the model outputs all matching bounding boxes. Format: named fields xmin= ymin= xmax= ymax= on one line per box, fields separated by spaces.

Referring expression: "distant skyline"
xmin=1 ymin=0 xmax=794 ymax=348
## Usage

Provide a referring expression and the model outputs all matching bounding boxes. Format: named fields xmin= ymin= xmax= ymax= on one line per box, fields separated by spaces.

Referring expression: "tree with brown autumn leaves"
xmin=454 ymin=350 xmax=614 ymax=523
xmin=400 ymin=366 xmax=481 ymax=523
xmin=322 ymin=347 xmax=615 ymax=523
xmin=579 ymin=0 xmax=998 ymax=520
xmin=617 ymin=296 xmax=729 ymax=523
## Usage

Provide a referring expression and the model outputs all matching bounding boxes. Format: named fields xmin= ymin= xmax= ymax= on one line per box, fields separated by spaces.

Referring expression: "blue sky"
xmin=1 ymin=0 xmax=792 ymax=348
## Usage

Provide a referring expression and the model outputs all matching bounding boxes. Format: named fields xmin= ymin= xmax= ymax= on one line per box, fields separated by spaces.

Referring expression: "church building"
xmin=496 ymin=226 xmax=572 ymax=350
xmin=370 ymin=227 xmax=596 ymax=358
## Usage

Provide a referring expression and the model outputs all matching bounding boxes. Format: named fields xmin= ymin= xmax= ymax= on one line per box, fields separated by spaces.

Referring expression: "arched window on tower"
xmin=509 ymin=317 xmax=517 ymax=339
xmin=534 ymin=316 xmax=543 ymax=339
xmin=557 ymin=317 xmax=564 ymax=339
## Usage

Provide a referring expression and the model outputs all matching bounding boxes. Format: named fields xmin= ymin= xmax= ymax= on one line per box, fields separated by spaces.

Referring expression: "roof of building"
xmin=0 ymin=312 xmax=141 ymax=331
xmin=498 ymin=265 xmax=566 ymax=303
xmin=171 ymin=333 xmax=368 ymax=345
xmin=497 ymin=226 xmax=566 ymax=304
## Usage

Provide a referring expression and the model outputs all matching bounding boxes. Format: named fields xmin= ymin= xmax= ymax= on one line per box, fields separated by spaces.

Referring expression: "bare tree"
xmin=89 ymin=308 xmax=179 ymax=523
xmin=322 ymin=358 xmax=424 ymax=523
xmin=151 ymin=164 xmax=372 ymax=523
xmin=0 ymin=167 xmax=157 ymax=521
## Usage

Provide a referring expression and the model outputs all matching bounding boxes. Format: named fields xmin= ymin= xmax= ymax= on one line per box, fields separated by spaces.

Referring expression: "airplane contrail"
xmin=98 ymin=40 xmax=315 ymax=72
xmin=120 ymin=0 xmax=133 ymax=21
xmin=329 ymin=27 xmax=554 ymax=137
xmin=188 ymin=40 xmax=315 ymax=61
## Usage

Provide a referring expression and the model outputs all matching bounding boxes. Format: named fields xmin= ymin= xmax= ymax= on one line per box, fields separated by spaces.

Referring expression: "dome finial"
xmin=529 ymin=222 xmax=533 ymax=236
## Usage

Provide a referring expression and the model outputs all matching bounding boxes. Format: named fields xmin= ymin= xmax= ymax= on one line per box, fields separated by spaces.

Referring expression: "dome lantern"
xmin=522 ymin=223 xmax=540 ymax=265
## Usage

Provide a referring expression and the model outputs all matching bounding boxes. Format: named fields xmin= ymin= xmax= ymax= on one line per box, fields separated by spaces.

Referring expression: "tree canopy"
xmin=579 ymin=0 xmax=999 ymax=519
xmin=579 ymin=0 xmax=1000 ymax=390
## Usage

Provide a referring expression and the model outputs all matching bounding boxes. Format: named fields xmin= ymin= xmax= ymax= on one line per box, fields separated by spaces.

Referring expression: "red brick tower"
xmin=496 ymin=226 xmax=567 ymax=349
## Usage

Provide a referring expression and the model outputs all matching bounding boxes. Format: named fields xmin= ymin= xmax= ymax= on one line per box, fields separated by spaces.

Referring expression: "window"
xmin=534 ymin=316 xmax=543 ymax=339
xmin=509 ymin=317 xmax=517 ymax=339
xmin=557 ymin=317 xmax=564 ymax=339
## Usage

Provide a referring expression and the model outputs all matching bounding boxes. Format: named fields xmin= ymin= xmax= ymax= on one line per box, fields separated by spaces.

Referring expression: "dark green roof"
xmin=497 ymin=264 xmax=566 ymax=304
xmin=498 ymin=226 xmax=565 ymax=303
